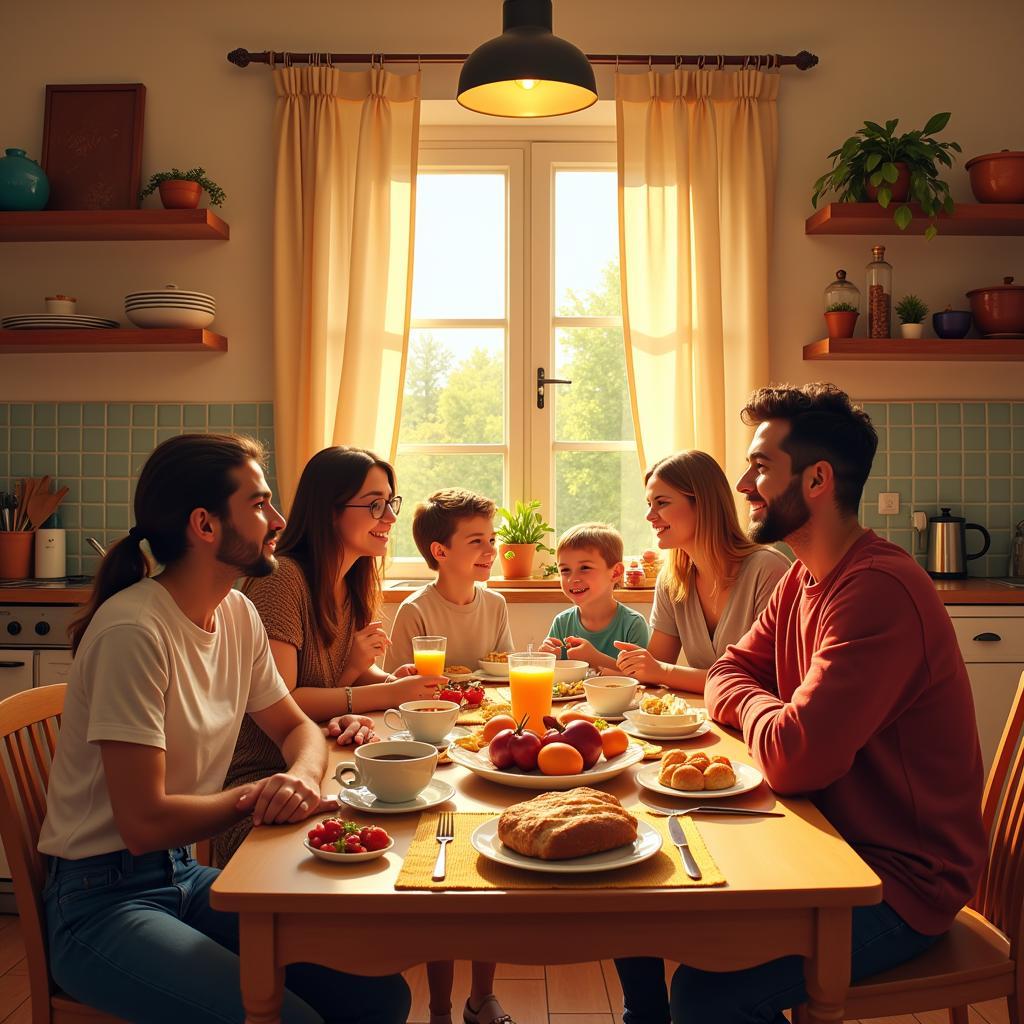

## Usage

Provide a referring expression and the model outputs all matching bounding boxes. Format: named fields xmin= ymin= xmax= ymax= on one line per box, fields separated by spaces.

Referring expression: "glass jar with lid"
xmin=866 ymin=245 xmax=894 ymax=338
xmin=824 ymin=269 xmax=860 ymax=312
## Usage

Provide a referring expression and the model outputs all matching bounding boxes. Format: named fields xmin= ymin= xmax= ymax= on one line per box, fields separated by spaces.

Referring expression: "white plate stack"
xmin=125 ymin=284 xmax=215 ymax=329
xmin=2 ymin=313 xmax=119 ymax=330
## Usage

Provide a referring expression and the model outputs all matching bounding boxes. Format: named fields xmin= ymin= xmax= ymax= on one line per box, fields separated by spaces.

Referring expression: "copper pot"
xmin=965 ymin=277 xmax=1024 ymax=337
xmin=965 ymin=150 xmax=1024 ymax=204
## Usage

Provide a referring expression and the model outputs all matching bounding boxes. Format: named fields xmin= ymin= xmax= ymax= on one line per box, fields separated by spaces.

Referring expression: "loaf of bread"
xmin=497 ymin=788 xmax=638 ymax=860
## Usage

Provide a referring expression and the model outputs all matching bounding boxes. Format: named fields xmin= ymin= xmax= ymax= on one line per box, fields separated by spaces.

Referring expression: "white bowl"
xmin=552 ymin=659 xmax=589 ymax=684
xmin=125 ymin=306 xmax=215 ymax=329
xmin=582 ymin=676 xmax=638 ymax=716
xmin=629 ymin=706 xmax=707 ymax=732
xmin=303 ymin=836 xmax=394 ymax=863
xmin=477 ymin=658 xmax=510 ymax=678
xmin=623 ymin=707 xmax=707 ymax=735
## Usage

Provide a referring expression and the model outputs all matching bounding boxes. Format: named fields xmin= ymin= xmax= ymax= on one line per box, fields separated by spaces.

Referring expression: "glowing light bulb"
xmin=515 ymin=78 xmax=538 ymax=90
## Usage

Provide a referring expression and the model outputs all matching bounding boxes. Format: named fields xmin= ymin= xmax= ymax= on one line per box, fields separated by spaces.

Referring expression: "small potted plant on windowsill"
xmin=810 ymin=113 xmax=961 ymax=240
xmin=495 ymin=500 xmax=555 ymax=580
xmin=824 ymin=302 xmax=859 ymax=339
xmin=139 ymin=167 xmax=226 ymax=210
xmin=895 ymin=294 xmax=929 ymax=339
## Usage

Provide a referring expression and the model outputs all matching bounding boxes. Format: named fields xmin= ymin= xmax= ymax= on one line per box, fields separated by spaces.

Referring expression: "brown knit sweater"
xmin=211 ymin=555 xmax=355 ymax=867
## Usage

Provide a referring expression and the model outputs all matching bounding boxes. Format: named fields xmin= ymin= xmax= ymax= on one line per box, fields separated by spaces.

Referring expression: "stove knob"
xmin=35 ymin=621 xmax=51 ymax=637
xmin=6 ymin=621 xmax=21 ymax=636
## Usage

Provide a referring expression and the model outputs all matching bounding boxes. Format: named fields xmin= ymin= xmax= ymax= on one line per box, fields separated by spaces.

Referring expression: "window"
xmin=392 ymin=141 xmax=648 ymax=570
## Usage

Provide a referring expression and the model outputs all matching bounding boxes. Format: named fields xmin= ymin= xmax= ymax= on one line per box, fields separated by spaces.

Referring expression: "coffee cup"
xmin=582 ymin=677 xmax=639 ymax=715
xmin=335 ymin=740 xmax=438 ymax=803
xmin=383 ymin=699 xmax=461 ymax=745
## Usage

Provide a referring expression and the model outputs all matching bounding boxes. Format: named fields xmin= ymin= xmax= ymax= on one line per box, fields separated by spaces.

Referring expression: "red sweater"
xmin=706 ymin=531 xmax=986 ymax=935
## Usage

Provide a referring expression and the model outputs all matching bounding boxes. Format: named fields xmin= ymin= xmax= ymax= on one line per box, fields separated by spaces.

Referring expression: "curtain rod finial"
xmin=227 ymin=47 xmax=251 ymax=67
xmin=795 ymin=50 xmax=818 ymax=70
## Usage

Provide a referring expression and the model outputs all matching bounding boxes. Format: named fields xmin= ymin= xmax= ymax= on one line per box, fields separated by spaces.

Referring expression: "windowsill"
xmin=381 ymin=578 xmax=657 ymax=604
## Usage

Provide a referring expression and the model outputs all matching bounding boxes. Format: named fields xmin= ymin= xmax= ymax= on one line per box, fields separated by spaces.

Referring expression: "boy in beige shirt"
xmin=385 ymin=489 xmax=513 ymax=1024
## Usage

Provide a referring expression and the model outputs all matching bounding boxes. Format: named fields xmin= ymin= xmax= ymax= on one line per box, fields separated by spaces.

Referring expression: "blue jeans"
xmin=614 ymin=901 xmax=940 ymax=1024
xmin=43 ymin=846 xmax=411 ymax=1024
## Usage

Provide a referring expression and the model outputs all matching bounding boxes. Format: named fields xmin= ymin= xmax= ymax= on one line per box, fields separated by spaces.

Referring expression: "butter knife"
xmin=668 ymin=813 xmax=702 ymax=880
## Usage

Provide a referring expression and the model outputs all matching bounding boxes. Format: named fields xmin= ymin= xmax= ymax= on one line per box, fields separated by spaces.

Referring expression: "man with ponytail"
xmin=38 ymin=434 xmax=410 ymax=1024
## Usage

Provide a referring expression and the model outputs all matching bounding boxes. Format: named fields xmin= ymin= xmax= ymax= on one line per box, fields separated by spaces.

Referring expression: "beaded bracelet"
xmin=345 ymin=686 xmax=354 ymax=714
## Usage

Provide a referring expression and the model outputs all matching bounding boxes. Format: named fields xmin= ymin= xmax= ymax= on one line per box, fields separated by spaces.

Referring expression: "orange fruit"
xmin=537 ymin=742 xmax=584 ymax=776
xmin=600 ymin=726 xmax=629 ymax=758
xmin=482 ymin=714 xmax=518 ymax=742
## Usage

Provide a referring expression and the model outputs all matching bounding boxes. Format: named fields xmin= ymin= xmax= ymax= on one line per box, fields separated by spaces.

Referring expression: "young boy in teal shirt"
xmin=539 ymin=523 xmax=650 ymax=671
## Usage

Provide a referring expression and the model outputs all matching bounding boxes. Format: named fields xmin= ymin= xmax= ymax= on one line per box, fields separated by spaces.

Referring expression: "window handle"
xmin=536 ymin=367 xmax=572 ymax=409
xmin=972 ymin=632 xmax=1002 ymax=642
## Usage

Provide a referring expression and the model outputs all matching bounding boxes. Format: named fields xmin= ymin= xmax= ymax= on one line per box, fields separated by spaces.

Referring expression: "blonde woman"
xmin=613 ymin=450 xmax=789 ymax=693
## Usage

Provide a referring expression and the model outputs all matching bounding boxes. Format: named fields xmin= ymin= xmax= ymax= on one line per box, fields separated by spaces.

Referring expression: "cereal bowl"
xmin=582 ymin=677 xmax=638 ymax=716
xmin=477 ymin=658 xmax=511 ymax=678
xmin=552 ymin=659 xmax=590 ymax=684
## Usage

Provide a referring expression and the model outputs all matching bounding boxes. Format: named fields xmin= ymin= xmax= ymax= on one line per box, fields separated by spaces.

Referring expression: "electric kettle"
xmin=926 ymin=507 xmax=991 ymax=579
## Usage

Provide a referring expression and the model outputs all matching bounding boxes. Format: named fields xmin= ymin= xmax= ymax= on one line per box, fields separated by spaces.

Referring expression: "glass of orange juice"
xmin=412 ymin=636 xmax=446 ymax=677
xmin=508 ymin=652 xmax=555 ymax=736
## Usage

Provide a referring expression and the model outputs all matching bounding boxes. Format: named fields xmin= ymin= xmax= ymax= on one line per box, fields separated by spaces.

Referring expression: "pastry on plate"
xmin=497 ymin=788 xmax=637 ymax=860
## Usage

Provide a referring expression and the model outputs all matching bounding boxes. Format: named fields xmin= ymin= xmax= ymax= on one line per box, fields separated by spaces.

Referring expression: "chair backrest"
xmin=975 ymin=670 xmax=1024 ymax=960
xmin=0 ymin=684 xmax=66 ymax=1016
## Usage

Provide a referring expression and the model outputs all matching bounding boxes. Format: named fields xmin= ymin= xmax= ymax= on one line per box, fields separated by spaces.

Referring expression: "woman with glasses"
xmin=212 ymin=446 xmax=439 ymax=867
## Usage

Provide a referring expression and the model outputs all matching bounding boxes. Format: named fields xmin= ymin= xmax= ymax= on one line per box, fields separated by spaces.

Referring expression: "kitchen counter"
xmin=4 ymin=578 xmax=1024 ymax=606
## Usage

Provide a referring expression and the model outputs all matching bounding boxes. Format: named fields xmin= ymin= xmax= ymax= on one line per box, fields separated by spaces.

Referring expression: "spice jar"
xmin=624 ymin=561 xmax=645 ymax=589
xmin=866 ymin=245 xmax=893 ymax=338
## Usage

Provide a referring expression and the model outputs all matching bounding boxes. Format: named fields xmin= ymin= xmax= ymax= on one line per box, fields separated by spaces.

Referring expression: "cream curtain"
xmin=272 ymin=66 xmax=421 ymax=504
xmin=616 ymin=68 xmax=778 ymax=488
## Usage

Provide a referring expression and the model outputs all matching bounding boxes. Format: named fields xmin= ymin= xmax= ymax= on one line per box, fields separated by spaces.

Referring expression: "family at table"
xmin=35 ymin=382 xmax=986 ymax=1024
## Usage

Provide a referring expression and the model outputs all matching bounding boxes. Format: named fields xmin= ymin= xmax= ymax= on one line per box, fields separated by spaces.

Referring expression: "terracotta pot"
xmin=965 ymin=151 xmax=1024 ymax=204
xmin=966 ymin=277 xmax=1024 ymax=337
xmin=0 ymin=531 xmax=33 ymax=580
xmin=158 ymin=179 xmax=202 ymax=209
xmin=498 ymin=543 xmax=536 ymax=580
xmin=864 ymin=161 xmax=911 ymax=203
xmin=899 ymin=322 xmax=924 ymax=339
xmin=824 ymin=310 xmax=858 ymax=339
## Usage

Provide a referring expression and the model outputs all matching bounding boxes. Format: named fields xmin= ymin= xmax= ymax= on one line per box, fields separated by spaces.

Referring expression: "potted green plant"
xmin=895 ymin=294 xmax=929 ymax=339
xmin=495 ymin=500 xmax=554 ymax=580
xmin=811 ymin=113 xmax=961 ymax=240
xmin=139 ymin=167 xmax=226 ymax=210
xmin=824 ymin=301 xmax=859 ymax=340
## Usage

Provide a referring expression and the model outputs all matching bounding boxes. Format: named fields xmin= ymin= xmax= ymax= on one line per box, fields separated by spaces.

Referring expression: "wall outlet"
xmin=878 ymin=492 xmax=900 ymax=515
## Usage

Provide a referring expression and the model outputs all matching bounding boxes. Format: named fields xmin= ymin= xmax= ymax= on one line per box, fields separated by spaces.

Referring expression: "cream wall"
xmin=1 ymin=0 xmax=1022 ymax=403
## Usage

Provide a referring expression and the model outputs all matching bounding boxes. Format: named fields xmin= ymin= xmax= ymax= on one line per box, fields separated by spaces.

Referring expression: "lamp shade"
xmin=458 ymin=0 xmax=597 ymax=117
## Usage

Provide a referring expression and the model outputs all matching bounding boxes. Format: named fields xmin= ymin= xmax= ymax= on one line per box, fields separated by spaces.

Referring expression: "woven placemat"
xmin=394 ymin=809 xmax=725 ymax=890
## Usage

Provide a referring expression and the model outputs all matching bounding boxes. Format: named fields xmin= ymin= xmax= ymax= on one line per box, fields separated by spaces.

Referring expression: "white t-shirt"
xmin=385 ymin=583 xmax=514 ymax=672
xmin=38 ymin=577 xmax=288 ymax=859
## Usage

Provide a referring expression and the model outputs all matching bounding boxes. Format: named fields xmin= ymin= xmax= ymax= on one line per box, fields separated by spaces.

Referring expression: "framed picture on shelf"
xmin=41 ymin=83 xmax=146 ymax=209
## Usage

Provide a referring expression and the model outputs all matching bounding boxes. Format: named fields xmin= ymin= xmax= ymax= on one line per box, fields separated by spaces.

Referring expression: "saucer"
xmin=568 ymin=698 xmax=640 ymax=722
xmin=337 ymin=778 xmax=456 ymax=814
xmin=620 ymin=718 xmax=711 ymax=741
xmin=388 ymin=725 xmax=470 ymax=749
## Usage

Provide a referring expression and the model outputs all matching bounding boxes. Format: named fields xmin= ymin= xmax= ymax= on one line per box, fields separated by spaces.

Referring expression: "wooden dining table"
xmin=211 ymin=689 xmax=881 ymax=1024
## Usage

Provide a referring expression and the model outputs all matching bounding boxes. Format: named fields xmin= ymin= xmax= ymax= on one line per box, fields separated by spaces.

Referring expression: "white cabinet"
xmin=947 ymin=605 xmax=1024 ymax=773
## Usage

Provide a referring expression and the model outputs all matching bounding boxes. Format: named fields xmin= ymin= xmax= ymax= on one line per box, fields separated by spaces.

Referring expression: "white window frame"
xmin=391 ymin=135 xmax=626 ymax=579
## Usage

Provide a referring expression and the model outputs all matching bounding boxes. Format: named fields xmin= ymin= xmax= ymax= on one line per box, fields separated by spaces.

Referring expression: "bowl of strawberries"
xmin=304 ymin=817 xmax=394 ymax=862
xmin=435 ymin=680 xmax=486 ymax=708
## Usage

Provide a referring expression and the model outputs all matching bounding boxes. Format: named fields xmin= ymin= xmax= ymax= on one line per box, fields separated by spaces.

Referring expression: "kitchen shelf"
xmin=0 ymin=328 xmax=227 ymax=353
xmin=803 ymin=337 xmax=1024 ymax=361
xmin=805 ymin=203 xmax=1024 ymax=236
xmin=0 ymin=209 xmax=229 ymax=241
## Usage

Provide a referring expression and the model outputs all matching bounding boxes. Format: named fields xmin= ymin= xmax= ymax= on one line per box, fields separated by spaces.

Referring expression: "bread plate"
xmin=446 ymin=742 xmax=643 ymax=790
xmin=470 ymin=817 xmax=662 ymax=874
xmin=636 ymin=761 xmax=764 ymax=800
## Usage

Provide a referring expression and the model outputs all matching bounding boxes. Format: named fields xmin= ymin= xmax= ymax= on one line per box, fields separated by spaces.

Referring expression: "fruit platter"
xmin=446 ymin=713 xmax=644 ymax=790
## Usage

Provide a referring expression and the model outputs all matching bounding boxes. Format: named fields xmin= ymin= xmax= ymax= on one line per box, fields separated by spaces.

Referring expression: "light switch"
xmin=878 ymin=492 xmax=900 ymax=515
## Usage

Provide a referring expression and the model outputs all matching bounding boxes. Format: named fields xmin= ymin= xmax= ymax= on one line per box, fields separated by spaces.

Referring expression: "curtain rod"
xmin=226 ymin=48 xmax=819 ymax=71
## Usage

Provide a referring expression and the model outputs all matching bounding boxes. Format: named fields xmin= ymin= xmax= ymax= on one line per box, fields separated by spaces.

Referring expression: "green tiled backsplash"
xmin=0 ymin=402 xmax=275 ymax=576
xmin=0 ymin=399 xmax=1022 ymax=579
xmin=860 ymin=401 xmax=1024 ymax=579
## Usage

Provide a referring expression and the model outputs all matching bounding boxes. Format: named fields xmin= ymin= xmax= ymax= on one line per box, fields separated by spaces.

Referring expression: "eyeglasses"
xmin=339 ymin=496 xmax=403 ymax=520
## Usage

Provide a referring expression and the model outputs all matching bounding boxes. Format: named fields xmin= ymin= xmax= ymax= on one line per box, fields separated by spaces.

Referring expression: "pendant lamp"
xmin=458 ymin=0 xmax=597 ymax=118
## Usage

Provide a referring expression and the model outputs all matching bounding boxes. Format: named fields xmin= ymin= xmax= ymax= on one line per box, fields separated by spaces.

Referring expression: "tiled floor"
xmin=0 ymin=915 xmax=1010 ymax=1024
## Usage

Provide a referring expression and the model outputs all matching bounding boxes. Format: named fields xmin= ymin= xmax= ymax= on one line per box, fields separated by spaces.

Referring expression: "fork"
xmin=639 ymin=798 xmax=784 ymax=818
xmin=432 ymin=811 xmax=455 ymax=881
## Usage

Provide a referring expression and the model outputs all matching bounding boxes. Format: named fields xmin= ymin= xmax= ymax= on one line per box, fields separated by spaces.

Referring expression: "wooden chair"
xmin=0 ymin=684 xmax=124 ymax=1024
xmin=795 ymin=671 xmax=1024 ymax=1024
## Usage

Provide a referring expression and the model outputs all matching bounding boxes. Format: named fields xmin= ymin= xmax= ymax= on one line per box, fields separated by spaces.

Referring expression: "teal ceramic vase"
xmin=0 ymin=148 xmax=50 ymax=211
